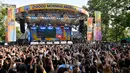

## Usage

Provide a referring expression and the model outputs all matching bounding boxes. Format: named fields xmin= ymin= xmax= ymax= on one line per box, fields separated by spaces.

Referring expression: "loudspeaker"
xmin=19 ymin=19 xmax=25 ymax=33
xmin=79 ymin=20 xmax=84 ymax=33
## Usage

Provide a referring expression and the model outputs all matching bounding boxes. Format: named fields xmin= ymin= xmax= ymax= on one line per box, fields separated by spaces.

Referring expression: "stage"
xmin=15 ymin=3 xmax=89 ymax=42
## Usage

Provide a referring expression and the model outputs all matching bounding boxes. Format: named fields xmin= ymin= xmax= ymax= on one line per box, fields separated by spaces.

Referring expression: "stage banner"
xmin=87 ymin=32 xmax=92 ymax=41
xmin=5 ymin=8 xmax=16 ymax=42
xmin=94 ymin=11 xmax=102 ymax=41
xmin=94 ymin=24 xmax=102 ymax=41
xmin=94 ymin=11 xmax=101 ymax=23
xmin=87 ymin=17 xmax=93 ymax=41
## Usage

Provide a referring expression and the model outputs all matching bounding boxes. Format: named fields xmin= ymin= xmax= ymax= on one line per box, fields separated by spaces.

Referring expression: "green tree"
xmin=82 ymin=24 xmax=87 ymax=38
xmin=0 ymin=8 xmax=7 ymax=41
xmin=78 ymin=20 xmax=87 ymax=39
xmin=16 ymin=27 xmax=22 ymax=39
xmin=86 ymin=0 xmax=130 ymax=42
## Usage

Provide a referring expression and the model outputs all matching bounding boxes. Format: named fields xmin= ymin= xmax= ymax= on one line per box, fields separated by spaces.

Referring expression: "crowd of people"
xmin=0 ymin=43 xmax=130 ymax=73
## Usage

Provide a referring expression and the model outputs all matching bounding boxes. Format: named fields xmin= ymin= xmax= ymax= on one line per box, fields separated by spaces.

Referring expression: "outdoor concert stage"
xmin=16 ymin=3 xmax=89 ymax=42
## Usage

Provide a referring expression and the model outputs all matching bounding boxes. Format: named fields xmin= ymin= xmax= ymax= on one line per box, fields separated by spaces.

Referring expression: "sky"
xmin=2 ymin=0 xmax=88 ymax=7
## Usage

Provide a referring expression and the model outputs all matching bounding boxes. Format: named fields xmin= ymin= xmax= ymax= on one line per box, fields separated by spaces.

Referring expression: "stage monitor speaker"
xmin=19 ymin=19 xmax=25 ymax=33
xmin=79 ymin=20 xmax=84 ymax=33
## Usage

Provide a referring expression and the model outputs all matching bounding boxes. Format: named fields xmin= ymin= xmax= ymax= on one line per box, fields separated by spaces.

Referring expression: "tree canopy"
xmin=0 ymin=8 xmax=7 ymax=41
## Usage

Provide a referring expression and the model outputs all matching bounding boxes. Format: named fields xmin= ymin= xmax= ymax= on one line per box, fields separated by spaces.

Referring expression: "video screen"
xmin=46 ymin=26 xmax=56 ymax=38
xmin=37 ymin=26 xmax=56 ymax=38
xmin=29 ymin=26 xmax=71 ymax=41
xmin=37 ymin=26 xmax=46 ymax=38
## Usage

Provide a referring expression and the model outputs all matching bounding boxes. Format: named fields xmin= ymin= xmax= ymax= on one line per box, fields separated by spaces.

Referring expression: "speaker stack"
xmin=78 ymin=20 xmax=84 ymax=33
xmin=19 ymin=19 xmax=25 ymax=33
xmin=18 ymin=12 xmax=26 ymax=33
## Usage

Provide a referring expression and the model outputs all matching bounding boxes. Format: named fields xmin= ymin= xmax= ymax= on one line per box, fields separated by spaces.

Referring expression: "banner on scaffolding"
xmin=94 ymin=24 xmax=102 ymax=41
xmin=87 ymin=17 xmax=93 ymax=41
xmin=95 ymin=11 xmax=101 ymax=23
xmin=94 ymin=11 xmax=102 ymax=41
xmin=5 ymin=8 xmax=16 ymax=42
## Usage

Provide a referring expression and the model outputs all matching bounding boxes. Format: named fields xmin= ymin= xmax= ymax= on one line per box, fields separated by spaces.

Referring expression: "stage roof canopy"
xmin=16 ymin=3 xmax=89 ymax=24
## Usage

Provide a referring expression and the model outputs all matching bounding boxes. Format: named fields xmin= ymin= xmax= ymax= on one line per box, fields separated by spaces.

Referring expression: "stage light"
xmin=32 ymin=17 xmax=34 ymax=19
xmin=33 ymin=17 xmax=35 ymax=19
xmin=40 ymin=17 xmax=42 ymax=19
xmin=37 ymin=17 xmax=40 ymax=19
xmin=64 ymin=27 xmax=69 ymax=29
xmin=30 ymin=17 xmax=32 ymax=19
xmin=48 ymin=26 xmax=53 ymax=29
xmin=28 ymin=16 xmax=31 ymax=19
xmin=40 ymin=27 xmax=46 ymax=29
xmin=26 ymin=16 xmax=29 ymax=19
xmin=31 ymin=27 xmax=37 ymax=29
xmin=56 ymin=27 xmax=60 ymax=29
xmin=32 ymin=17 xmax=35 ymax=19
xmin=35 ymin=17 xmax=37 ymax=19
xmin=51 ymin=17 xmax=53 ymax=19
xmin=42 ymin=17 xmax=44 ymax=19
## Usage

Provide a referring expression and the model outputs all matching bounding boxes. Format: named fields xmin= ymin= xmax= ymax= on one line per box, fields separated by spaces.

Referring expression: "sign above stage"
xmin=31 ymin=4 xmax=76 ymax=11
xmin=16 ymin=3 xmax=89 ymax=17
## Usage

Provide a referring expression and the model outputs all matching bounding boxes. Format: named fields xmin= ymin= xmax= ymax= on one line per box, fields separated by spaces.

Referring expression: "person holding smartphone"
xmin=0 ymin=55 xmax=6 ymax=73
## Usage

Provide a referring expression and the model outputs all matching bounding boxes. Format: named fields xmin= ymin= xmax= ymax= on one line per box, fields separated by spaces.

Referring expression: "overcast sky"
xmin=2 ymin=0 xmax=88 ymax=7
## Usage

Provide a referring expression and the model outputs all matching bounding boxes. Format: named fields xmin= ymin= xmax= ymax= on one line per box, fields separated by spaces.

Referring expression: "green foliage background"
xmin=82 ymin=0 xmax=130 ymax=42
xmin=0 ymin=8 xmax=7 ymax=41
